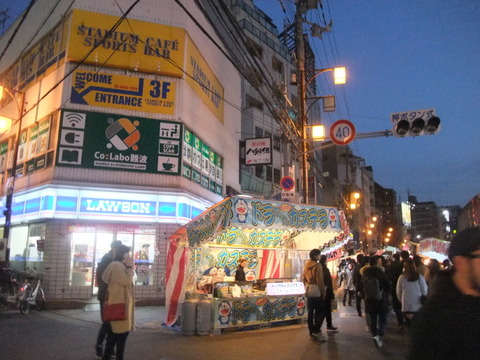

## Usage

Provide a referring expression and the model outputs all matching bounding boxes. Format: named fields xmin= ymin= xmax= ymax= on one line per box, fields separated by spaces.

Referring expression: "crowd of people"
xmin=303 ymin=226 xmax=480 ymax=358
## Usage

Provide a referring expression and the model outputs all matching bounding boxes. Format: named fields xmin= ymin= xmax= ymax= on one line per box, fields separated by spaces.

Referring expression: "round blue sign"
xmin=280 ymin=176 xmax=295 ymax=191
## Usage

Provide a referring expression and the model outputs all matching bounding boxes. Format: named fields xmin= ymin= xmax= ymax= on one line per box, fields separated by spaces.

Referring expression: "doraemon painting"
xmin=234 ymin=198 xmax=249 ymax=223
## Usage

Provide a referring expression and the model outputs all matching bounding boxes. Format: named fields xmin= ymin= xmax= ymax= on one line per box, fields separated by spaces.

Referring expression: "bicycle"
xmin=0 ymin=268 xmax=25 ymax=313
xmin=19 ymin=268 xmax=45 ymax=314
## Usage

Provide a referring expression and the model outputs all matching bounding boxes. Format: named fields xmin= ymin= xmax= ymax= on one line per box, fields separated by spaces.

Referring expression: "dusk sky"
xmin=255 ymin=0 xmax=479 ymax=207
xmin=2 ymin=0 xmax=479 ymax=207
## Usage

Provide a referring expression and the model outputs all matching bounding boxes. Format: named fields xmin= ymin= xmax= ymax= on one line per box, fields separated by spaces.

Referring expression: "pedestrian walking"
xmin=95 ymin=240 xmax=123 ymax=359
xmin=361 ymin=256 xmax=390 ymax=349
xmin=102 ymin=244 xmax=135 ymax=360
xmin=340 ymin=261 xmax=355 ymax=306
xmin=389 ymin=253 xmax=405 ymax=331
xmin=395 ymin=258 xmax=428 ymax=330
xmin=425 ymin=258 xmax=441 ymax=290
xmin=352 ymin=254 xmax=365 ymax=317
xmin=408 ymin=227 xmax=480 ymax=359
xmin=413 ymin=255 xmax=429 ymax=279
xmin=302 ymin=249 xmax=327 ymax=342
xmin=319 ymin=255 xmax=338 ymax=332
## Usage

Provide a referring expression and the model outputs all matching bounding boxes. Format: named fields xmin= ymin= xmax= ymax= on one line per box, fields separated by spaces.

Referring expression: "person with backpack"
xmin=361 ymin=256 xmax=390 ymax=349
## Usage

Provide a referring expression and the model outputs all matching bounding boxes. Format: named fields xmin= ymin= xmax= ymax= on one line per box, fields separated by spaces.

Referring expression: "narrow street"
xmin=0 ymin=302 xmax=410 ymax=360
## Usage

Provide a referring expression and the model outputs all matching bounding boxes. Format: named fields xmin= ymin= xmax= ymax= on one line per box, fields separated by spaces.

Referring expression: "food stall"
xmin=418 ymin=238 xmax=450 ymax=262
xmin=164 ymin=196 xmax=349 ymax=334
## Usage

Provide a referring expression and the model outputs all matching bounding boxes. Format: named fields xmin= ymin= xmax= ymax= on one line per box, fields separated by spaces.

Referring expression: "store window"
xmin=26 ymin=224 xmax=45 ymax=270
xmin=9 ymin=224 xmax=45 ymax=272
xmin=132 ymin=234 xmax=155 ymax=285
xmin=69 ymin=227 xmax=156 ymax=291
xmin=71 ymin=232 xmax=96 ymax=287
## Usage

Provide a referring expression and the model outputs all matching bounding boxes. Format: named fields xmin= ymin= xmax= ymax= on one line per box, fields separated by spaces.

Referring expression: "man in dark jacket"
xmin=408 ymin=227 xmax=480 ymax=359
xmin=319 ymin=255 xmax=338 ymax=332
xmin=389 ymin=253 xmax=404 ymax=330
xmin=95 ymin=240 xmax=122 ymax=359
xmin=352 ymin=254 xmax=364 ymax=317
xmin=361 ymin=256 xmax=390 ymax=349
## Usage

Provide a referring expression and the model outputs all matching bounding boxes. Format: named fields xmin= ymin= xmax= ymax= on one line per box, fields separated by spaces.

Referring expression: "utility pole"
xmin=295 ymin=2 xmax=309 ymax=204
xmin=0 ymin=89 xmax=25 ymax=268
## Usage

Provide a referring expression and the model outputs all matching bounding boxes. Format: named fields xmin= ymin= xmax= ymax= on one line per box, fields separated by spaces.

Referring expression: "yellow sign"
xmin=67 ymin=9 xmax=185 ymax=77
xmin=185 ymin=35 xmax=224 ymax=123
xmin=1 ymin=18 xmax=68 ymax=91
xmin=71 ymin=69 xmax=176 ymax=114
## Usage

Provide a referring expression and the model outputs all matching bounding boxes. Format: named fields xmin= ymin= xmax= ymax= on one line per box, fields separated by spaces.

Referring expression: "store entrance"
xmin=70 ymin=229 xmax=155 ymax=296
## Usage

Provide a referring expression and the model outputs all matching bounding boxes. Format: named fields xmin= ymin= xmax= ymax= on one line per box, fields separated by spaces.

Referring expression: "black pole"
xmin=1 ymin=91 xmax=25 ymax=268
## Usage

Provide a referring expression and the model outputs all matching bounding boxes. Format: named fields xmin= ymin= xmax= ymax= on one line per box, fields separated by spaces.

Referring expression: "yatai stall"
xmin=164 ymin=196 xmax=349 ymax=333
xmin=418 ymin=238 xmax=450 ymax=262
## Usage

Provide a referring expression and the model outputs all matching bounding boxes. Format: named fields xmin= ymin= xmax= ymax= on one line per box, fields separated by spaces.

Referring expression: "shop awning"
xmin=164 ymin=196 xmax=349 ymax=326
xmin=418 ymin=238 xmax=450 ymax=261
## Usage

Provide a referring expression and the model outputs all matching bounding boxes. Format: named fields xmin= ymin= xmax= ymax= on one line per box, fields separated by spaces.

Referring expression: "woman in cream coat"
xmin=102 ymin=244 xmax=135 ymax=360
xmin=396 ymin=258 xmax=428 ymax=330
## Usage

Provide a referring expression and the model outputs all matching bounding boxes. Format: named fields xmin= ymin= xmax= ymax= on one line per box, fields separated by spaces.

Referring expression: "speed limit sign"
xmin=330 ymin=119 xmax=356 ymax=145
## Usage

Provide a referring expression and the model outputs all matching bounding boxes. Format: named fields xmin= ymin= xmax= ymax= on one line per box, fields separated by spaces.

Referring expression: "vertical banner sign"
xmin=215 ymin=156 xmax=223 ymax=195
xmin=27 ymin=124 xmax=39 ymax=161
xmin=57 ymin=110 xmax=182 ymax=175
xmin=201 ymin=143 xmax=210 ymax=175
xmin=0 ymin=141 xmax=7 ymax=173
xmin=209 ymin=151 xmax=217 ymax=193
xmin=191 ymin=133 xmax=202 ymax=185
xmin=182 ymin=128 xmax=192 ymax=180
xmin=185 ymin=35 xmax=224 ymax=124
xmin=17 ymin=129 xmax=28 ymax=165
xmin=37 ymin=119 xmax=50 ymax=153
xmin=181 ymin=127 xmax=222 ymax=194
xmin=201 ymin=143 xmax=210 ymax=189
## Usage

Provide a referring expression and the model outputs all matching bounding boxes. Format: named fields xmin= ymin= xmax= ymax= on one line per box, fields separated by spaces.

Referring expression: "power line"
xmin=12 ymin=0 xmax=142 ymax=123
xmin=0 ymin=0 xmax=35 ymax=62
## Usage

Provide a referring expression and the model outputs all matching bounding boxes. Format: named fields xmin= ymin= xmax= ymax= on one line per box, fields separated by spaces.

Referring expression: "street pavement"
xmin=0 ymin=300 xmax=411 ymax=360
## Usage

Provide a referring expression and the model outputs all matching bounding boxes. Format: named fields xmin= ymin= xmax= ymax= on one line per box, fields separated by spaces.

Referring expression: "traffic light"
xmin=391 ymin=109 xmax=441 ymax=137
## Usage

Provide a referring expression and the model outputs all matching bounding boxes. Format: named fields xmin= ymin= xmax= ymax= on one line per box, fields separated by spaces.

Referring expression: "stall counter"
xmin=212 ymin=294 xmax=307 ymax=329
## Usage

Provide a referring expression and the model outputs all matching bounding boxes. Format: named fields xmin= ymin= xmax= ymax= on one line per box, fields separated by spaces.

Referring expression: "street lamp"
xmin=0 ymin=85 xmax=25 ymax=267
xmin=298 ymin=67 xmax=347 ymax=204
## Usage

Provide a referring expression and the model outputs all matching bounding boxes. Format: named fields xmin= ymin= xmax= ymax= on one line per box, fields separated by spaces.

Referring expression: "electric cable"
xmin=0 ymin=0 xmax=35 ymax=62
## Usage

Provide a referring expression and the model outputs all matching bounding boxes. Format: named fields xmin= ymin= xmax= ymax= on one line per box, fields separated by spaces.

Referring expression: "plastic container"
xmin=196 ymin=298 xmax=212 ymax=335
xmin=181 ymin=299 xmax=197 ymax=335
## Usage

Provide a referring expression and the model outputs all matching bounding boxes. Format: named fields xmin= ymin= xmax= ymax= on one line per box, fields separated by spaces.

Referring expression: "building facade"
xmin=0 ymin=0 xmax=241 ymax=306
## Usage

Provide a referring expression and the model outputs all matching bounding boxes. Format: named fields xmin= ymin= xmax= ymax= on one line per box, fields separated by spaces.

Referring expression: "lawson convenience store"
xmin=5 ymin=184 xmax=212 ymax=306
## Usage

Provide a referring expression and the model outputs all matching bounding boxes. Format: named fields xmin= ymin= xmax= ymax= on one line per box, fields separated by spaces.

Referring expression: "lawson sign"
xmin=80 ymin=199 xmax=154 ymax=215
xmin=6 ymin=186 xmax=209 ymax=224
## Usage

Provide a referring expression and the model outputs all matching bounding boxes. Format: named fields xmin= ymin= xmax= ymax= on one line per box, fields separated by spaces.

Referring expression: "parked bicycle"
xmin=19 ymin=268 xmax=45 ymax=314
xmin=0 ymin=267 xmax=26 ymax=313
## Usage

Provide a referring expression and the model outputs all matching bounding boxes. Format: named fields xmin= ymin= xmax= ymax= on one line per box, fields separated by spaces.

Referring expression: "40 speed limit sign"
xmin=330 ymin=119 xmax=356 ymax=145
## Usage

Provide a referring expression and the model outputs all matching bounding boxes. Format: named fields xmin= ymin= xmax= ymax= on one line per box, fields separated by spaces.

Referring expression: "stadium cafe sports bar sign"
xmin=56 ymin=110 xmax=222 ymax=194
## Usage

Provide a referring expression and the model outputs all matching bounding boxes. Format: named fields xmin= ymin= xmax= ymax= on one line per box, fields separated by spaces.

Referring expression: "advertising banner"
xmin=185 ymin=35 xmax=224 ymax=123
xmin=67 ymin=9 xmax=185 ymax=77
xmin=245 ymin=137 xmax=272 ymax=165
xmin=70 ymin=69 xmax=176 ymax=114
xmin=57 ymin=109 xmax=182 ymax=175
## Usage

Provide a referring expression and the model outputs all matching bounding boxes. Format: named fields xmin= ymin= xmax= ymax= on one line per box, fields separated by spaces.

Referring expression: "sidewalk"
xmin=51 ymin=296 xmax=401 ymax=336
xmin=52 ymin=304 xmax=168 ymax=331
